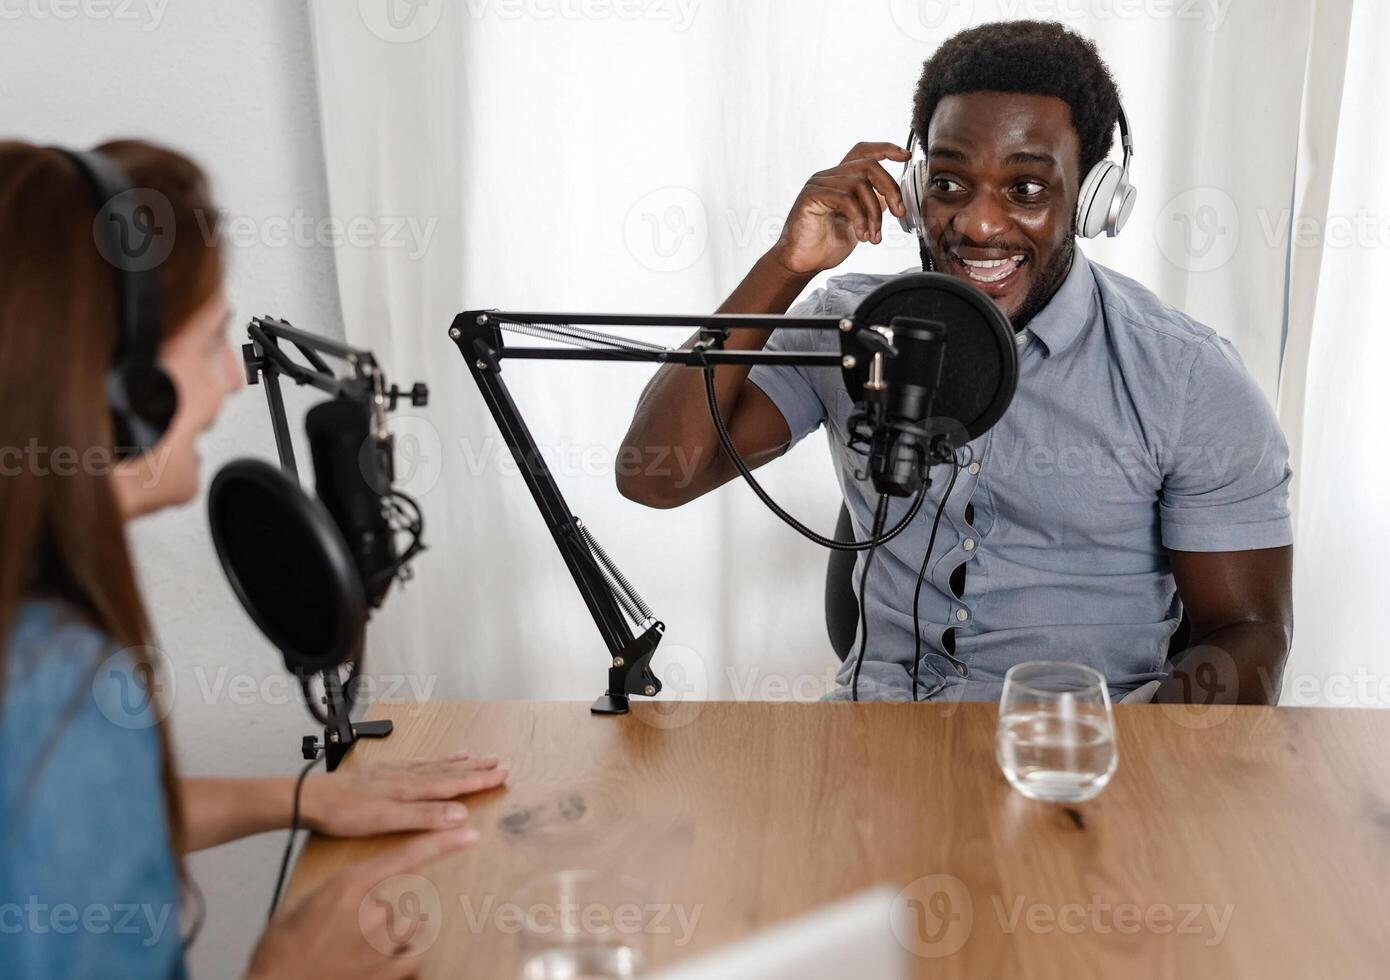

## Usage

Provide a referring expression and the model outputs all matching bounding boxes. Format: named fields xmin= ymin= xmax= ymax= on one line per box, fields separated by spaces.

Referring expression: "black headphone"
xmin=56 ymin=147 xmax=178 ymax=461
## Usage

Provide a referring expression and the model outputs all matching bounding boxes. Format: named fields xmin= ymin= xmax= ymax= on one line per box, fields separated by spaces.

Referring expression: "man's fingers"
xmin=804 ymin=185 xmax=870 ymax=240
xmin=855 ymin=160 xmax=907 ymax=219
xmin=808 ymin=176 xmax=883 ymax=242
xmin=840 ymin=141 xmax=911 ymax=166
xmin=847 ymin=175 xmax=884 ymax=242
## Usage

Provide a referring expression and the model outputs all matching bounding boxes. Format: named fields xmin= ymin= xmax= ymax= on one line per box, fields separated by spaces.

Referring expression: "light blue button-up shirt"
xmin=748 ymin=249 xmax=1293 ymax=702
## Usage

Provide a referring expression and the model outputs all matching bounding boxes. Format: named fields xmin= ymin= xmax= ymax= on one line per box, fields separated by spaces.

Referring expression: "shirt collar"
xmin=1016 ymin=246 xmax=1097 ymax=359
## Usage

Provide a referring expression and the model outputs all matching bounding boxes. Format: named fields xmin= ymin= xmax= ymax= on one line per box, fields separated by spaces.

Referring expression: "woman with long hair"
xmin=0 ymin=140 xmax=508 ymax=978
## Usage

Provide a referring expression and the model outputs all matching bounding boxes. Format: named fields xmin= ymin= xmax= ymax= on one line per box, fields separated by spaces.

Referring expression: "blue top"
xmin=0 ymin=600 xmax=187 ymax=978
xmin=748 ymin=249 xmax=1293 ymax=701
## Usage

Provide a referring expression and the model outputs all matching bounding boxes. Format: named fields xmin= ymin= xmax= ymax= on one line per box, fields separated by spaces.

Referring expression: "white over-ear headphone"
xmin=897 ymin=102 xmax=1137 ymax=242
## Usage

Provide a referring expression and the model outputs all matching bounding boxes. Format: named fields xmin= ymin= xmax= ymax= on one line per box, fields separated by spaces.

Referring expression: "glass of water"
xmin=516 ymin=870 xmax=650 ymax=979
xmin=996 ymin=661 xmax=1118 ymax=803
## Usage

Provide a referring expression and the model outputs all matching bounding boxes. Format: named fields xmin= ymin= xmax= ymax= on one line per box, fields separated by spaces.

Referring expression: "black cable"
xmin=911 ymin=453 xmax=966 ymax=702
xmin=699 ymin=364 xmax=927 ymax=551
xmin=269 ymin=753 xmax=323 ymax=918
xmin=850 ymin=494 xmax=892 ymax=702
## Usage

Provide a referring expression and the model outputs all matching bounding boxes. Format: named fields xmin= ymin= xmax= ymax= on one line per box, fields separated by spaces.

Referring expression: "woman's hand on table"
xmin=301 ymin=751 xmax=510 ymax=838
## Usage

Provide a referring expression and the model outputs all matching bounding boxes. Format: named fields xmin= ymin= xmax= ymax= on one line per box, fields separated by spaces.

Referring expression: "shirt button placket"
xmin=951 ymin=455 xmax=981 ymax=679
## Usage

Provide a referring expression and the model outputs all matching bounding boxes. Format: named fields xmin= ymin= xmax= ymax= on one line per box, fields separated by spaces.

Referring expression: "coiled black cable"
xmin=699 ymin=363 xmax=926 ymax=551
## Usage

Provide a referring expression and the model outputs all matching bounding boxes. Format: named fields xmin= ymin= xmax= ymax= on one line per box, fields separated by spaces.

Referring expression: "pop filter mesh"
xmin=208 ymin=460 xmax=363 ymax=673
xmin=846 ymin=273 xmax=1017 ymax=441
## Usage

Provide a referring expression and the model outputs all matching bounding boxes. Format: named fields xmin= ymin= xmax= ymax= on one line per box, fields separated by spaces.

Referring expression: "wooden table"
xmin=286 ymin=701 xmax=1390 ymax=978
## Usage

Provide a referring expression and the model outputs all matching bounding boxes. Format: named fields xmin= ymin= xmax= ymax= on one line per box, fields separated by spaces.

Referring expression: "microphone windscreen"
xmin=844 ymin=272 xmax=1018 ymax=443
xmin=208 ymin=458 xmax=366 ymax=675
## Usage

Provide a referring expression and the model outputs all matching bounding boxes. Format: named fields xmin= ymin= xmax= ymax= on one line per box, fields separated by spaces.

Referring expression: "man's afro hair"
xmin=911 ymin=21 xmax=1123 ymax=176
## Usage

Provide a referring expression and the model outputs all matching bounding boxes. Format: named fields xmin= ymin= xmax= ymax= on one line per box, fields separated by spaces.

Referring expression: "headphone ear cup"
xmin=1110 ymin=181 xmax=1137 ymax=237
xmin=108 ymin=360 xmax=178 ymax=460
xmin=898 ymin=159 xmax=924 ymax=235
xmin=1076 ymin=160 xmax=1121 ymax=239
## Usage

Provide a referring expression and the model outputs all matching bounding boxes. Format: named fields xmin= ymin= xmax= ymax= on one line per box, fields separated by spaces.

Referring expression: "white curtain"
xmin=1281 ymin=0 xmax=1390 ymax=706
xmin=308 ymin=0 xmax=1377 ymax=705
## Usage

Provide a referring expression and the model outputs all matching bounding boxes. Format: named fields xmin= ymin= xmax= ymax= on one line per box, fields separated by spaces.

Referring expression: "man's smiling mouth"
xmin=943 ymin=250 xmax=1029 ymax=292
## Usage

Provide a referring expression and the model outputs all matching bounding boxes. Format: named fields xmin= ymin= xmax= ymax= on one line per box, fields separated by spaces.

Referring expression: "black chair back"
xmin=825 ymin=505 xmax=861 ymax=661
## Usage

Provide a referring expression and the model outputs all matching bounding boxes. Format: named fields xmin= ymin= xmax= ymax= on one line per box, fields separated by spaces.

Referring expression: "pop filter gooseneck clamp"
xmin=214 ymin=316 xmax=429 ymax=770
xmin=449 ymin=272 xmax=1016 ymax=712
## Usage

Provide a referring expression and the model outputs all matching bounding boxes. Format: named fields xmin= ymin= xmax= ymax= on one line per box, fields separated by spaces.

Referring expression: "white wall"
xmin=2 ymin=2 xmax=342 ymax=975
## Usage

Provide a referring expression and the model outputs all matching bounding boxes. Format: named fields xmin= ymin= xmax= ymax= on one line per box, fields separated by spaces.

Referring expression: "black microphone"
xmin=840 ymin=271 xmax=1018 ymax=497
xmin=305 ymin=398 xmax=399 ymax=608
xmin=867 ymin=316 xmax=948 ymax=497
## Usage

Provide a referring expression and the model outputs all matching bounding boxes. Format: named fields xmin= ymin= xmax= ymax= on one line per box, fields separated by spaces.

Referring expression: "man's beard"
xmin=1008 ymin=236 xmax=1074 ymax=332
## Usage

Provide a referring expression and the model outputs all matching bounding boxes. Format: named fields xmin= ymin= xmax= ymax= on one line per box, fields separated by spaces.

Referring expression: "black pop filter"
xmin=208 ymin=458 xmax=366 ymax=676
xmin=843 ymin=271 xmax=1018 ymax=443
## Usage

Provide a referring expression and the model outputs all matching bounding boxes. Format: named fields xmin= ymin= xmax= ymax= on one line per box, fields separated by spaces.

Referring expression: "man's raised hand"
xmin=769 ymin=142 xmax=911 ymax=277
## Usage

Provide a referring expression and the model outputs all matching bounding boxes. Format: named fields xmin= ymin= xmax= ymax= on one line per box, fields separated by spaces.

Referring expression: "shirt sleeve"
xmin=1159 ymin=335 xmax=1294 ymax=551
xmin=746 ymin=289 xmax=832 ymax=449
xmin=1 ymin=622 xmax=186 ymax=980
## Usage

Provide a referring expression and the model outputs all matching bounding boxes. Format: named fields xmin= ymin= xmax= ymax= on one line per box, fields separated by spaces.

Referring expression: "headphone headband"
xmin=1115 ymin=103 xmax=1134 ymax=172
xmin=52 ymin=146 xmax=176 ymax=459
xmin=53 ymin=147 xmax=165 ymax=364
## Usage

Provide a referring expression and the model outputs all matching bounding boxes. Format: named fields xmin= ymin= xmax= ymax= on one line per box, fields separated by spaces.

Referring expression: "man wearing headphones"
xmin=617 ymin=21 xmax=1294 ymax=704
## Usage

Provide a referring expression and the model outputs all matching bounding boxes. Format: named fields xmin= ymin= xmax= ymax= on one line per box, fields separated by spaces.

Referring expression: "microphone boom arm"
xmin=450 ymin=309 xmax=857 ymax=715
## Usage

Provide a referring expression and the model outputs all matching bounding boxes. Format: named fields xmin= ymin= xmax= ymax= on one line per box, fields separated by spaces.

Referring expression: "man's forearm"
xmin=713 ymin=248 xmax=818 ymax=316
xmin=618 ymin=250 xmax=812 ymax=505
xmin=1152 ymin=621 xmax=1291 ymax=705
